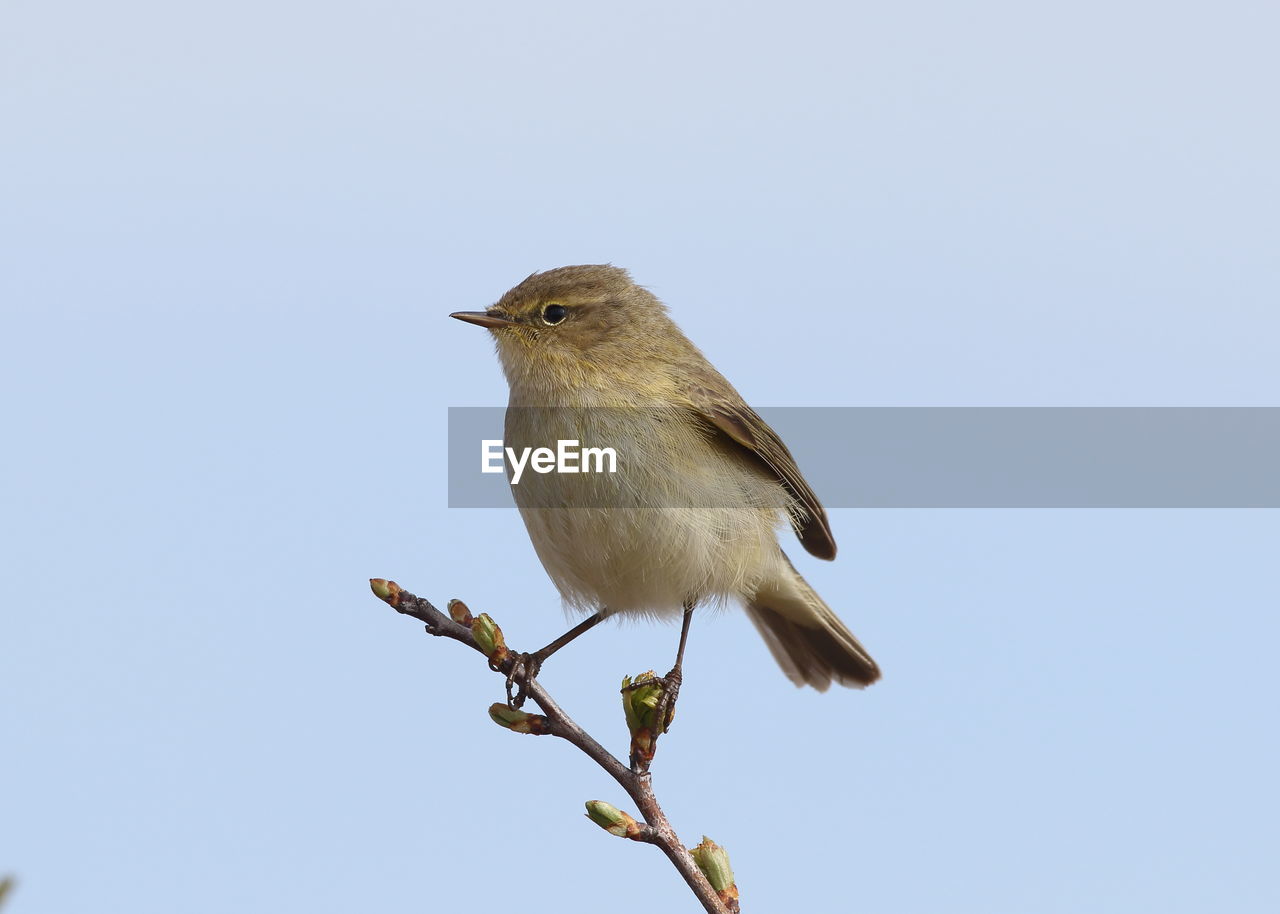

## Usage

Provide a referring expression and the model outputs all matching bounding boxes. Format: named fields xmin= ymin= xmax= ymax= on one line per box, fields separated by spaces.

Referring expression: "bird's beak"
xmin=450 ymin=310 xmax=520 ymax=329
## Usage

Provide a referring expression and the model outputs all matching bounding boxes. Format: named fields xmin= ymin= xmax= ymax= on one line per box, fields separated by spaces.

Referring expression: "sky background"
xmin=2 ymin=1 xmax=1278 ymax=912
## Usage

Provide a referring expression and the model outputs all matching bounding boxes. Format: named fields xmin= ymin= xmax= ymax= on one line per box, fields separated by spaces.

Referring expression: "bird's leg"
xmin=657 ymin=602 xmax=695 ymax=729
xmin=506 ymin=610 xmax=607 ymax=708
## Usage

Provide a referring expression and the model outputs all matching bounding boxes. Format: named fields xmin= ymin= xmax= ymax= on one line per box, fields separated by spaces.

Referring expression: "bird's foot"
xmin=653 ymin=665 xmax=683 ymax=732
xmin=504 ymin=652 xmax=542 ymax=710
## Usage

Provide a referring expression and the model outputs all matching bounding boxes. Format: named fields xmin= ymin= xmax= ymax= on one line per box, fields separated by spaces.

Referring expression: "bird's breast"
xmin=501 ymin=401 xmax=795 ymax=616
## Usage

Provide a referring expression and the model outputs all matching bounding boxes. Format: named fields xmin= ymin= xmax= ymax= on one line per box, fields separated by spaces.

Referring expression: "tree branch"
xmin=369 ymin=579 xmax=737 ymax=914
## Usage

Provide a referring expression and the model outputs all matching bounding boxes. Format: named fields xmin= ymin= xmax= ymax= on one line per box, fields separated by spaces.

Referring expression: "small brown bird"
xmin=452 ymin=265 xmax=879 ymax=695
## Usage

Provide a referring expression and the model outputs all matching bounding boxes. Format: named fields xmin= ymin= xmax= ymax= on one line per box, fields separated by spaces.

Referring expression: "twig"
xmin=370 ymin=579 xmax=735 ymax=914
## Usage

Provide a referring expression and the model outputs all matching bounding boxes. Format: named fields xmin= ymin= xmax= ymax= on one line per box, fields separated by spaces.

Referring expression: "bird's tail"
xmin=746 ymin=551 xmax=880 ymax=691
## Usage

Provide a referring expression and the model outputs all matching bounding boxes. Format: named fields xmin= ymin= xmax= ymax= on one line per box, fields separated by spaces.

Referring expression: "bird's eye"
xmin=542 ymin=303 xmax=567 ymax=325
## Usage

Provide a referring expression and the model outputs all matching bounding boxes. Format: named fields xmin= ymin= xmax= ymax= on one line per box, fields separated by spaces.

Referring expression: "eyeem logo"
xmin=481 ymin=439 xmax=618 ymax=484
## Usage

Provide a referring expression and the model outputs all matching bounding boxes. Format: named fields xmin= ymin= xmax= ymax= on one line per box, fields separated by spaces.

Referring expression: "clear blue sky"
xmin=2 ymin=2 xmax=1277 ymax=912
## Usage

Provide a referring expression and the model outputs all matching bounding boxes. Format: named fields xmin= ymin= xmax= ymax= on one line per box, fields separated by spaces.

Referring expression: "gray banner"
xmin=447 ymin=407 xmax=1280 ymax=508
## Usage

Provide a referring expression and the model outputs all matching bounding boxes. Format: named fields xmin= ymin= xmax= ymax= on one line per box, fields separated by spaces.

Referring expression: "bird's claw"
xmin=505 ymin=652 xmax=542 ymax=709
xmin=654 ymin=666 xmax=683 ymax=732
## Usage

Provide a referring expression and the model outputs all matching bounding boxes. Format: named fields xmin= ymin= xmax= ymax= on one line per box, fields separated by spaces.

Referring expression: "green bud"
xmin=621 ymin=671 xmax=663 ymax=733
xmin=488 ymin=703 xmax=550 ymax=735
xmin=622 ymin=671 xmax=671 ymax=766
xmin=369 ymin=578 xmax=399 ymax=603
xmin=584 ymin=800 xmax=642 ymax=839
xmin=471 ymin=613 xmax=508 ymax=663
xmin=690 ymin=836 xmax=736 ymax=897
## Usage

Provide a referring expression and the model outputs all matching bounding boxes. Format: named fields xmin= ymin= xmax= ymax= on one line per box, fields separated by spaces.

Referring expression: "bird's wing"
xmin=686 ymin=387 xmax=837 ymax=560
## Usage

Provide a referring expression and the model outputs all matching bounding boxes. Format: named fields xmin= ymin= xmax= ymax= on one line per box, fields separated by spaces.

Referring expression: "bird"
xmin=451 ymin=264 xmax=879 ymax=704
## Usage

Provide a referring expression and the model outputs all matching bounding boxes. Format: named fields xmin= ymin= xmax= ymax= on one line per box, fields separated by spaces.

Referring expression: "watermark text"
xmin=481 ymin=439 xmax=618 ymax=484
